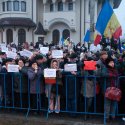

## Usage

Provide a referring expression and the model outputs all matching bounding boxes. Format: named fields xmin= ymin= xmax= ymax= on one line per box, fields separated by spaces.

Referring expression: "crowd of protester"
xmin=0 ymin=39 xmax=125 ymax=123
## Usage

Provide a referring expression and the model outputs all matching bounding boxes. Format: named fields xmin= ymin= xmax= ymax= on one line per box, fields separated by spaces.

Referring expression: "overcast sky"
xmin=114 ymin=0 xmax=125 ymax=36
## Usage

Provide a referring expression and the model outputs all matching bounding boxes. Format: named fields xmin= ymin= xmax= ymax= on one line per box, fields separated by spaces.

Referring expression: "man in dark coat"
xmin=0 ymin=58 xmax=13 ymax=106
xmin=63 ymin=53 xmax=81 ymax=115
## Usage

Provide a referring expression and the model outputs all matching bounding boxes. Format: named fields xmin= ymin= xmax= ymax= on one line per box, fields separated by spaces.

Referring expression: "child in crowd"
xmin=45 ymin=59 xmax=63 ymax=113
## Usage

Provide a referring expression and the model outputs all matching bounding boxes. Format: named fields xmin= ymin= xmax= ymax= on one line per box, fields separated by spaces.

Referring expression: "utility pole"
xmin=90 ymin=0 xmax=95 ymax=43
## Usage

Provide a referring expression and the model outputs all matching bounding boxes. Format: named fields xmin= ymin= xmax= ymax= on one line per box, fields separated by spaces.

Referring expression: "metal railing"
xmin=0 ymin=73 xmax=124 ymax=125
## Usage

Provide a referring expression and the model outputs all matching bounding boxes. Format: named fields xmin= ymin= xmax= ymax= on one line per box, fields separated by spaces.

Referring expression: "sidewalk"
xmin=0 ymin=111 xmax=123 ymax=125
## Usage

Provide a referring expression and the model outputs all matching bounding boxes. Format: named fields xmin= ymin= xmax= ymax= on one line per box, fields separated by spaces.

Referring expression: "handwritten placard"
xmin=11 ymin=48 xmax=17 ymax=53
xmin=90 ymin=44 xmax=97 ymax=53
xmin=6 ymin=51 xmax=17 ymax=59
xmin=8 ymin=64 xmax=19 ymax=72
xmin=52 ymin=50 xmax=63 ymax=58
xmin=40 ymin=47 xmax=49 ymax=55
xmin=97 ymin=44 xmax=101 ymax=51
xmin=0 ymin=43 xmax=6 ymax=48
xmin=44 ymin=69 xmax=56 ymax=77
xmin=20 ymin=49 xmax=33 ymax=58
xmin=84 ymin=61 xmax=97 ymax=70
xmin=1 ymin=46 xmax=8 ymax=53
xmin=64 ymin=64 xmax=77 ymax=72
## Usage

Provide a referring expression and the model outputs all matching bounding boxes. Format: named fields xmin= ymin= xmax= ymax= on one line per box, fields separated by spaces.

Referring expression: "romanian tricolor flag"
xmin=94 ymin=31 xmax=102 ymax=46
xmin=94 ymin=1 xmax=122 ymax=46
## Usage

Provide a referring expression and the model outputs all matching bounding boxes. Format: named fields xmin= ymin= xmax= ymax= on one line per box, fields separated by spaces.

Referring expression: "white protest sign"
xmin=40 ymin=47 xmax=49 ymax=55
xmin=97 ymin=44 xmax=101 ymax=51
xmin=1 ymin=46 xmax=8 ymax=53
xmin=8 ymin=64 xmax=19 ymax=72
xmin=20 ymin=49 xmax=33 ymax=58
xmin=19 ymin=51 xmax=23 ymax=55
xmin=0 ymin=43 xmax=6 ymax=50
xmin=0 ymin=43 xmax=6 ymax=48
xmin=6 ymin=51 xmax=17 ymax=59
xmin=12 ymin=48 xmax=17 ymax=53
xmin=90 ymin=44 xmax=97 ymax=53
xmin=44 ymin=69 xmax=56 ymax=77
xmin=64 ymin=64 xmax=77 ymax=72
xmin=52 ymin=50 xmax=63 ymax=58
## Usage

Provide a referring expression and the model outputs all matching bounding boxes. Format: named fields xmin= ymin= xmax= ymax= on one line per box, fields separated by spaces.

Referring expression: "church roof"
xmin=0 ymin=17 xmax=36 ymax=28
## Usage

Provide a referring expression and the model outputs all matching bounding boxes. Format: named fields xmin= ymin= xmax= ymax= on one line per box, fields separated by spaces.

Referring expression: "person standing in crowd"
xmin=0 ymin=58 xmax=13 ymax=106
xmin=81 ymin=57 xmax=96 ymax=119
xmin=14 ymin=58 xmax=28 ymax=108
xmin=96 ymin=51 xmax=108 ymax=76
xmin=102 ymin=57 xmax=118 ymax=122
xmin=35 ymin=54 xmax=48 ymax=70
xmin=96 ymin=51 xmax=108 ymax=112
xmin=0 ymin=52 xmax=6 ymax=105
xmin=45 ymin=59 xmax=63 ymax=113
xmin=27 ymin=59 xmax=44 ymax=111
xmin=35 ymin=54 xmax=48 ymax=108
xmin=22 ymin=42 xmax=30 ymax=50
xmin=116 ymin=55 xmax=125 ymax=114
xmin=63 ymin=53 xmax=81 ymax=116
xmin=0 ymin=52 xmax=6 ymax=72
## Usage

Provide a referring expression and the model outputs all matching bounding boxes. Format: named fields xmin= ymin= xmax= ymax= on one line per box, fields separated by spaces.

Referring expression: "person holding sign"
xmin=81 ymin=57 xmax=96 ymax=119
xmin=27 ymin=59 xmax=44 ymax=111
xmin=63 ymin=53 xmax=81 ymax=116
xmin=45 ymin=59 xmax=63 ymax=113
xmin=13 ymin=58 xmax=28 ymax=108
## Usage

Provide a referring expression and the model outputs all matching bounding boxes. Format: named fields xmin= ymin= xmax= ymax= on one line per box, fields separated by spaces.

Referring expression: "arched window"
xmin=62 ymin=29 xmax=70 ymax=40
xmin=52 ymin=29 xmax=60 ymax=45
xmin=58 ymin=1 xmax=63 ymax=11
xmin=6 ymin=29 xmax=13 ymax=44
xmin=18 ymin=29 xmax=26 ymax=46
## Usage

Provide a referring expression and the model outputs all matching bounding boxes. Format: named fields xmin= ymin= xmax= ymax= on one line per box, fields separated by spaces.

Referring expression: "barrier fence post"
xmin=94 ymin=76 xmax=97 ymax=113
xmin=104 ymin=77 xmax=107 ymax=125
xmin=3 ymin=74 xmax=6 ymax=108
xmin=12 ymin=74 xmax=14 ymax=108
xmin=19 ymin=74 xmax=23 ymax=108
xmin=26 ymin=79 xmax=30 ymax=118
xmin=66 ymin=76 xmax=68 ymax=111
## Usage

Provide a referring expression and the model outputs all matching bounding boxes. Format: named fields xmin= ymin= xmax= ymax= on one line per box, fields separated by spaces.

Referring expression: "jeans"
xmin=105 ymin=98 xmax=117 ymax=119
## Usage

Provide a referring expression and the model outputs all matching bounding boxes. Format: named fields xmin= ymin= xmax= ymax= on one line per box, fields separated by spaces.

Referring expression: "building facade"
xmin=0 ymin=0 xmax=121 ymax=45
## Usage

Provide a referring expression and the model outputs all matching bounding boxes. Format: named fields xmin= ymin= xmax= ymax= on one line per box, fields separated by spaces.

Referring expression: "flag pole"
xmin=118 ymin=37 xmax=122 ymax=53
xmin=90 ymin=0 xmax=95 ymax=44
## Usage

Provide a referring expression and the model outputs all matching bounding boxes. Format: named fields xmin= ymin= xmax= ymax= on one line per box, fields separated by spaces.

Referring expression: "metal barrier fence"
xmin=0 ymin=73 xmax=125 ymax=125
